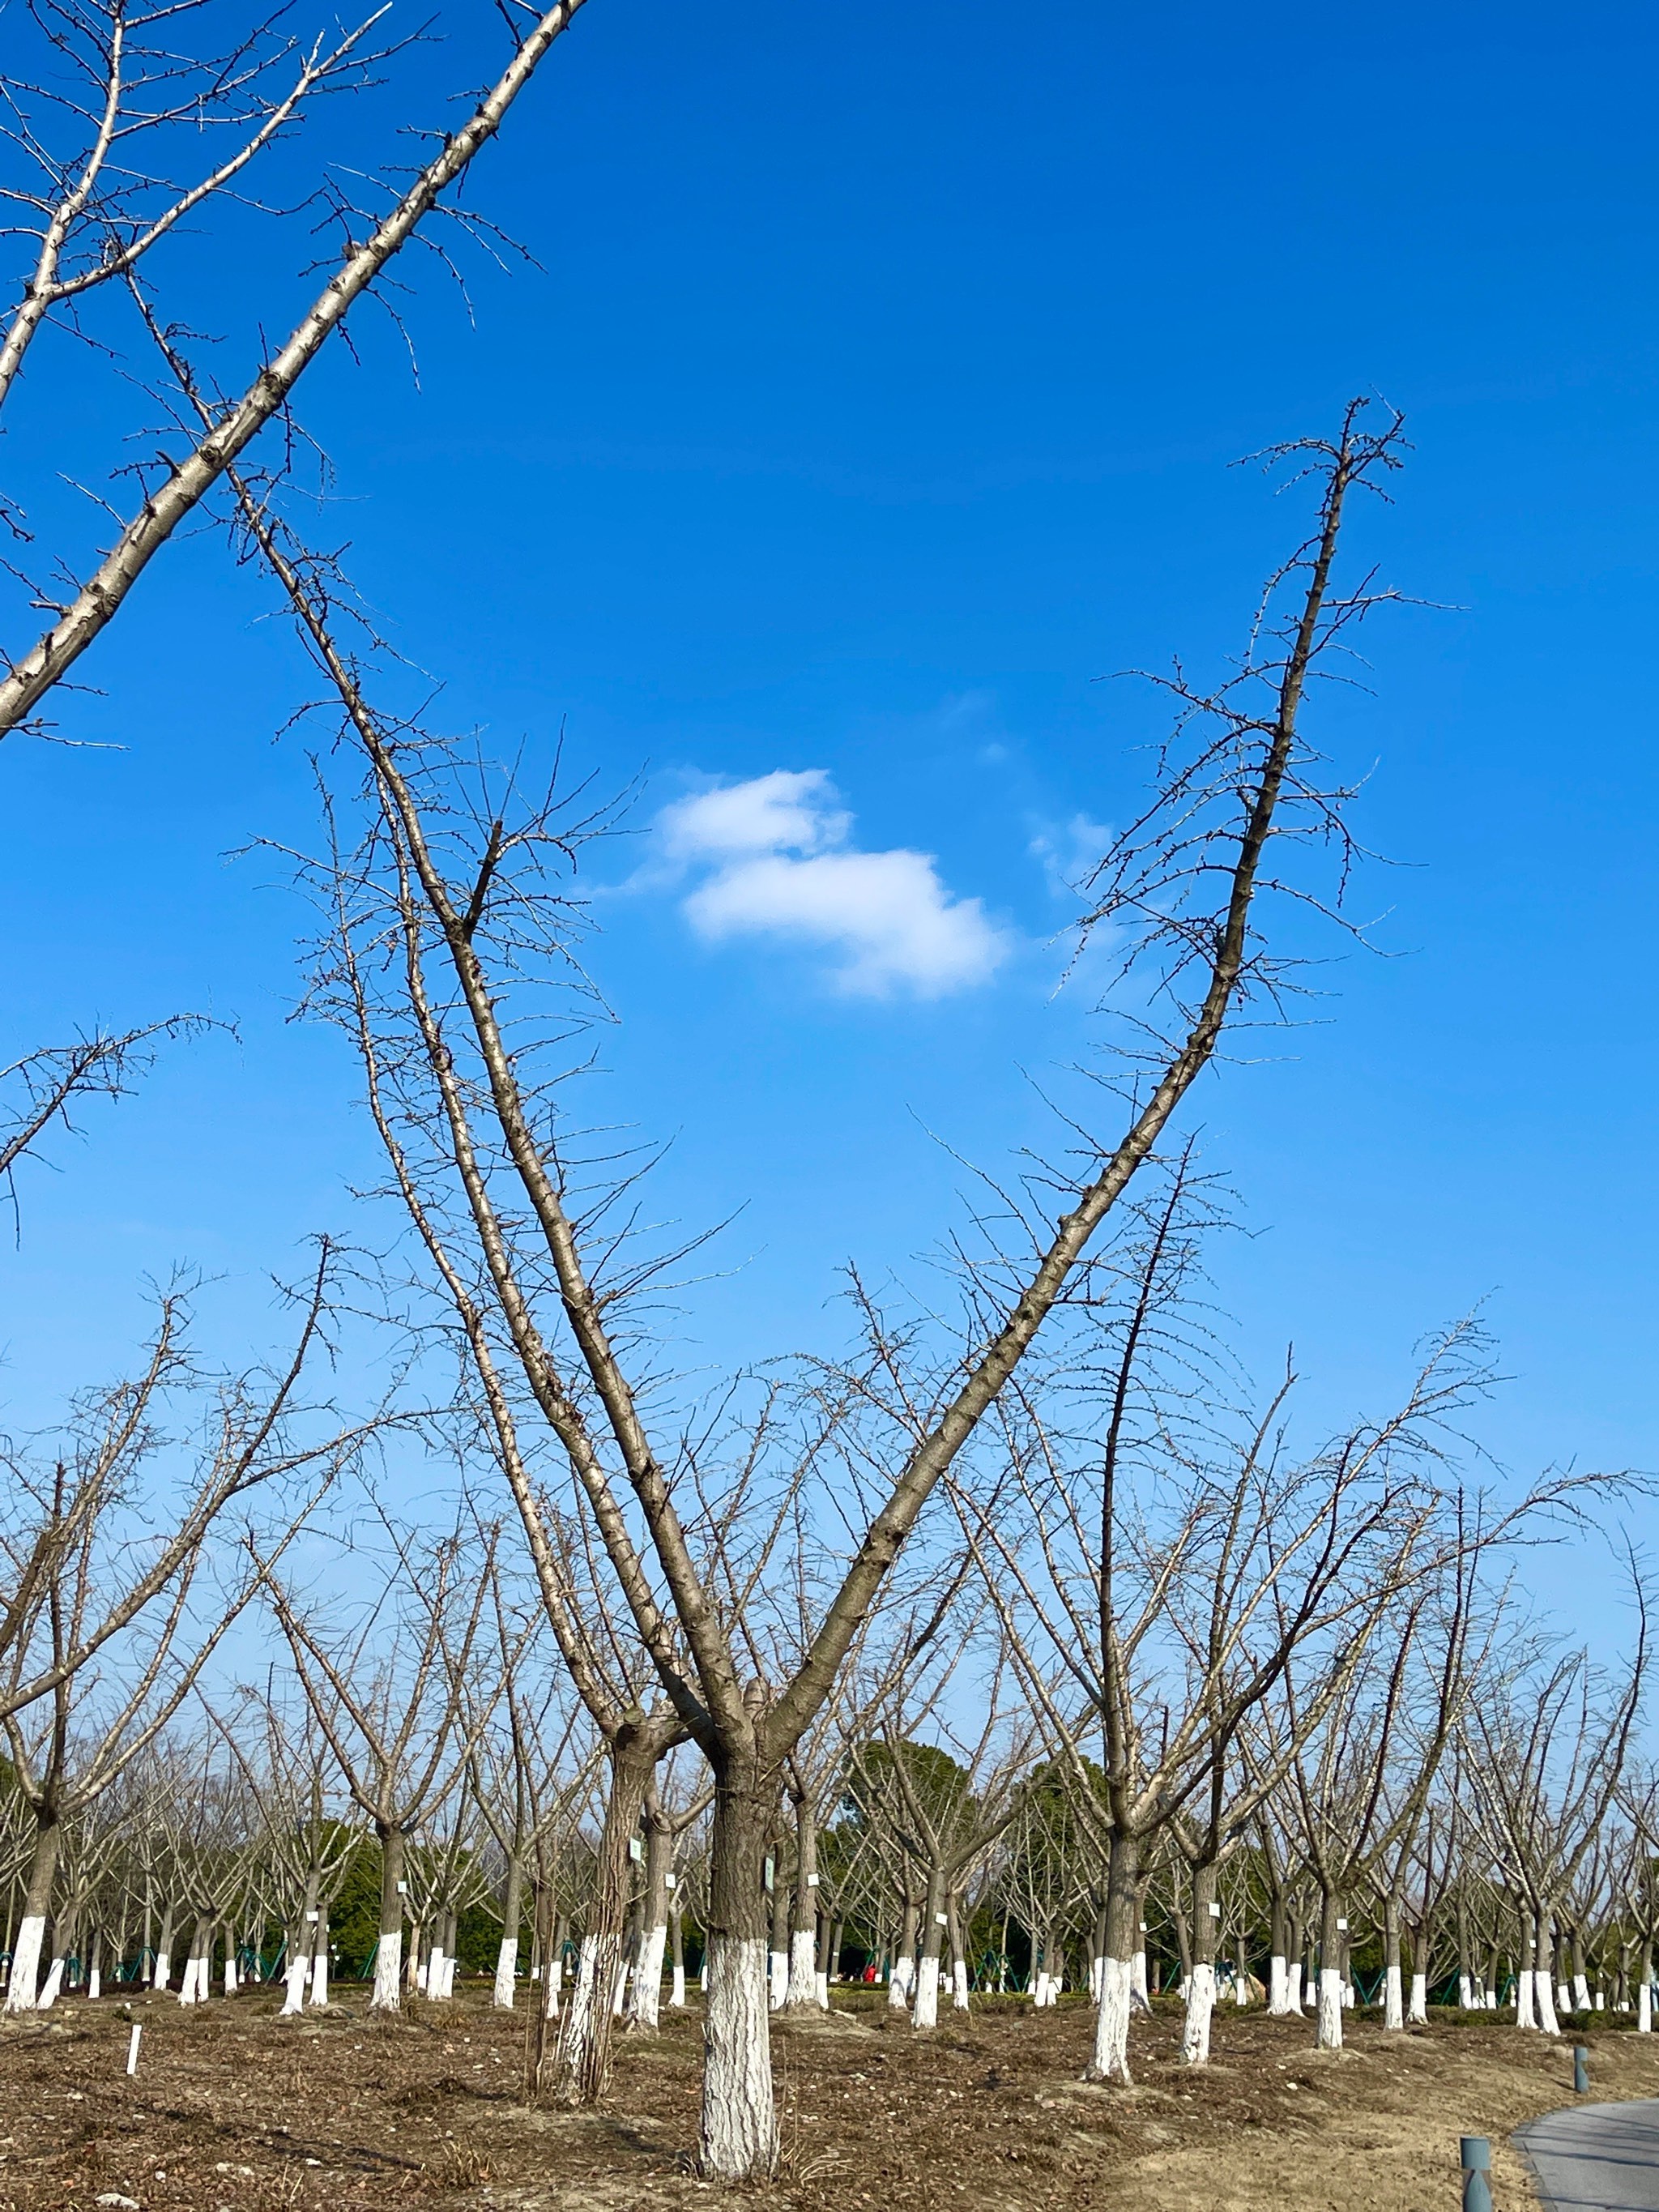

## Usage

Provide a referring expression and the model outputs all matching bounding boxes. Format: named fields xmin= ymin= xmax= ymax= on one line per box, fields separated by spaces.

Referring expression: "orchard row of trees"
xmin=2 ymin=1514 xmax=1655 ymax=2066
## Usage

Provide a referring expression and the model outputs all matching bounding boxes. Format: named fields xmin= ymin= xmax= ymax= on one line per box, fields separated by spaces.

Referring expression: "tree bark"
xmin=1086 ymin=1830 xmax=1141 ymax=2083
xmin=1180 ymin=1861 xmax=1220 ymax=2065
xmin=697 ymin=1766 xmax=778 ymax=2180
xmin=1315 ymin=1891 xmax=1345 ymax=2052
xmin=372 ymin=1825 xmax=406 ymax=2012
xmin=557 ymin=1732 xmax=653 ymax=2103
xmin=3 ymin=1813 xmax=61 ymax=2013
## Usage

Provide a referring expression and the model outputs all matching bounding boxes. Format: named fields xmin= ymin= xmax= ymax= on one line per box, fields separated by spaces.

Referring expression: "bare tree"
xmin=237 ymin=399 xmax=1410 ymax=2174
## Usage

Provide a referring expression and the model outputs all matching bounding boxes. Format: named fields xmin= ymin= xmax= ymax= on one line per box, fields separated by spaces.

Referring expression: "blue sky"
xmin=2 ymin=0 xmax=1654 ymax=1616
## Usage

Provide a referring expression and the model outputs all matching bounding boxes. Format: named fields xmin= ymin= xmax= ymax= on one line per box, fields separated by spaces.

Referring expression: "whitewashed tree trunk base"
xmin=1087 ymin=1954 xmax=1133 ymax=2083
xmin=1181 ymin=1962 xmax=1216 ymax=2064
xmin=699 ymin=1935 xmax=776 ymax=2180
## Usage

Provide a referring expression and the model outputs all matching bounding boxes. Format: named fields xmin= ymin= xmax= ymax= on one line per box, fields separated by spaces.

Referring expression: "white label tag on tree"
xmin=665 ymin=1874 xmax=676 ymax=1892
xmin=807 ymin=1873 xmax=819 ymax=1886
xmin=397 ymin=1881 xmax=408 ymax=1895
xmin=1337 ymin=1919 xmax=1348 ymax=1932
xmin=629 ymin=1837 xmax=642 ymax=1862
xmin=305 ymin=1911 xmax=318 ymax=1922
xmin=1140 ymin=1921 xmax=1148 ymax=1932
xmin=763 ymin=1857 xmax=775 ymax=1894
xmin=936 ymin=1913 xmax=949 ymax=1926
xmin=1209 ymin=1902 xmax=1221 ymax=1918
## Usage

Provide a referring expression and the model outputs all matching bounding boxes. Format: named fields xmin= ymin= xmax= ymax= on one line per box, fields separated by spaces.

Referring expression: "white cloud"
xmin=656 ymin=770 xmax=1009 ymax=998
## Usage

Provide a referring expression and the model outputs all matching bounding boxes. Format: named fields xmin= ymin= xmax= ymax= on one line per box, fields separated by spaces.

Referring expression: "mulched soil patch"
xmin=3 ymin=1985 xmax=1657 ymax=2211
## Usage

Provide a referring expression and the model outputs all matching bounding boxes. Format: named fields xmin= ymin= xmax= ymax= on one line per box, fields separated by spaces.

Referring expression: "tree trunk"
xmin=1382 ymin=1892 xmax=1405 ymax=2031
xmin=946 ymin=1894 xmax=970 ymax=2013
xmin=1315 ymin=1890 xmax=1344 ymax=2052
xmin=557 ymin=1733 xmax=653 ymax=2105
xmin=494 ymin=1855 xmax=524 ymax=2009
xmin=1085 ymin=1829 xmax=1141 ymax=2084
xmin=372 ymin=1826 xmax=407 ymax=2012
xmin=697 ymin=1763 xmax=778 ymax=2180
xmin=4 ymin=1813 xmax=61 ymax=2013
xmin=1267 ymin=1881 xmax=1290 ymax=2014
xmin=911 ymin=1860 xmax=948 ymax=2031
xmin=785 ymin=1793 xmax=821 ymax=2009
xmin=629 ymin=1812 xmax=672 ymax=2032
xmin=1180 ymin=1860 xmax=1219 ymax=2065
xmin=1534 ymin=1911 xmax=1561 ymax=2035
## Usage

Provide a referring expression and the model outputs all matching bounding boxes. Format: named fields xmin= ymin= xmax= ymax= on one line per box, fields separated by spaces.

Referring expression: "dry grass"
xmin=1 ymin=1984 xmax=1653 ymax=2211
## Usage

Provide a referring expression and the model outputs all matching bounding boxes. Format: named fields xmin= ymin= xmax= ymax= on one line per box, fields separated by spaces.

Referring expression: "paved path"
xmin=1517 ymin=2100 xmax=1659 ymax=2210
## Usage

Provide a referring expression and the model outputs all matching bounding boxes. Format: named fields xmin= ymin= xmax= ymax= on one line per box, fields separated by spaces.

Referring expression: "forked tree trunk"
xmin=4 ymin=1815 xmax=61 ymax=2013
xmin=1085 ymin=1830 xmax=1141 ymax=2084
xmin=557 ymin=1735 xmax=653 ymax=2105
xmin=1180 ymin=1862 xmax=1219 ymax=2065
xmin=698 ymin=1766 xmax=778 ymax=2180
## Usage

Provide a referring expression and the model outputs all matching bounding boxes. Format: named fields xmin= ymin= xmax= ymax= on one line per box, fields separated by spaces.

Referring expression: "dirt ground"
xmin=2 ymin=1986 xmax=1656 ymax=2212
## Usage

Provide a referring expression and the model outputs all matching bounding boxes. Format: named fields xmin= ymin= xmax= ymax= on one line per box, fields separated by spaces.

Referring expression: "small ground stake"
xmin=1574 ymin=2044 xmax=1589 ymax=2093
xmin=1461 ymin=2135 xmax=1491 ymax=2212
xmin=125 ymin=2023 xmax=142 ymax=2077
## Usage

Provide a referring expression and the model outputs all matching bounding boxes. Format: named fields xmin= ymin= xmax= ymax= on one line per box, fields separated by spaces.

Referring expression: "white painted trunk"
xmin=310 ymin=1949 xmax=329 ymax=2007
xmin=372 ymin=1929 xmax=403 ymax=2013
xmin=1269 ymin=1954 xmax=1289 ymax=2015
xmin=671 ymin=1962 xmax=687 ymax=2009
xmin=424 ymin=1942 xmax=444 ymax=1997
xmin=1457 ymin=1971 xmax=1473 ymax=2008
xmin=1089 ymin=1954 xmax=1102 ymax=2002
xmin=152 ymin=1949 xmax=172 ymax=1992
xmin=911 ymin=1954 xmax=940 ymax=2030
xmin=1409 ymin=1971 xmax=1428 ymax=2023
xmin=1234 ymin=1968 xmax=1249 ymax=2006
xmin=951 ymin=1958 xmax=969 ymax=2011
xmin=1640 ymin=1982 xmax=1653 ymax=2033
xmin=784 ymin=1927 xmax=817 ymax=2009
xmin=1384 ymin=1962 xmax=1404 ymax=2031
xmin=37 ymin=1957 xmax=64 ymax=2009
xmin=768 ymin=1948 xmax=788 ymax=2010
xmin=1572 ymin=1973 xmax=1590 ymax=2013
xmin=280 ymin=1955 xmax=308 ymax=2016
xmin=1316 ymin=1966 xmax=1343 ymax=2051
xmin=1089 ymin=1954 xmax=1133 ymax=2082
xmin=1132 ymin=1949 xmax=1149 ymax=2009
xmin=5 ymin=1915 xmax=45 ymax=2012
xmin=1516 ymin=1968 xmax=1536 ymax=2029
xmin=699 ymin=1934 xmax=776 ymax=2180
xmin=441 ymin=1954 xmax=457 ymax=1998
xmin=633 ymin=1924 xmax=667 ymax=2029
xmin=493 ymin=1935 xmax=518 ymax=2009
xmin=1287 ymin=1961 xmax=1303 ymax=2013
xmin=224 ymin=1953 xmax=237 ymax=1996
xmin=548 ymin=1953 xmax=562 ymax=2018
xmin=1180 ymin=1961 xmax=1215 ymax=2064
xmin=1537 ymin=1975 xmax=1561 ymax=2035
xmin=560 ymin=1933 xmax=603 ymax=2076
xmin=87 ymin=1966 xmax=100 ymax=2001
xmin=888 ymin=1962 xmax=910 ymax=2011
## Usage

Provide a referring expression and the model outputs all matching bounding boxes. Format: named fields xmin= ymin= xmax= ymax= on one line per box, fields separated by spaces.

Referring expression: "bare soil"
xmin=2 ymin=1987 xmax=1655 ymax=2212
